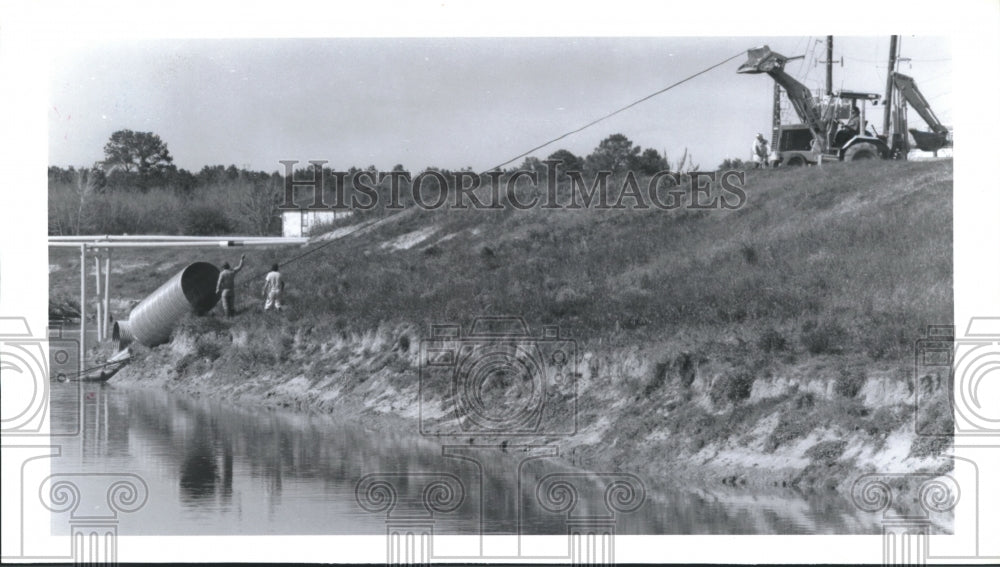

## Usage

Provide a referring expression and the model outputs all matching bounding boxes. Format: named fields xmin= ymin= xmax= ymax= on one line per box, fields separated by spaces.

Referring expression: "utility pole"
xmin=883 ymin=35 xmax=899 ymax=137
xmin=825 ymin=36 xmax=834 ymax=96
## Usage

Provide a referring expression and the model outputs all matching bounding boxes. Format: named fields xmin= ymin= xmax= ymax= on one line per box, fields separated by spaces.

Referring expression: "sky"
xmin=48 ymin=36 xmax=951 ymax=174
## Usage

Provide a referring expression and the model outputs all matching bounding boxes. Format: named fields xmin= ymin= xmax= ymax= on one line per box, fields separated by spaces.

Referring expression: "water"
xmin=49 ymin=382 xmax=879 ymax=535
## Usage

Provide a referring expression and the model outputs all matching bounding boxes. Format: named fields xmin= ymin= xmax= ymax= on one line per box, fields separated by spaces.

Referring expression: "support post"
xmin=79 ymin=244 xmax=86 ymax=369
xmin=104 ymin=249 xmax=112 ymax=343
xmin=94 ymin=255 xmax=103 ymax=341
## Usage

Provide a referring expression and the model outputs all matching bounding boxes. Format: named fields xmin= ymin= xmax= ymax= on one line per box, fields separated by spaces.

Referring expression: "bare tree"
xmin=239 ymin=178 xmax=279 ymax=235
xmin=72 ymin=168 xmax=99 ymax=234
xmin=669 ymin=148 xmax=700 ymax=174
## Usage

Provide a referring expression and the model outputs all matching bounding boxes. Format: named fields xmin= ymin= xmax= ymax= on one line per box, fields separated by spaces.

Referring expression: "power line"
xmin=793 ymin=36 xmax=809 ymax=76
xmin=482 ymin=50 xmax=746 ymax=173
xmin=235 ymin=51 xmax=749 ymax=296
xmin=845 ymin=55 xmax=951 ymax=64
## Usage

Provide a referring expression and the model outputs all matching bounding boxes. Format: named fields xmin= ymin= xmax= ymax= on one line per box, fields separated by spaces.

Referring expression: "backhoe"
xmin=738 ymin=46 xmax=951 ymax=165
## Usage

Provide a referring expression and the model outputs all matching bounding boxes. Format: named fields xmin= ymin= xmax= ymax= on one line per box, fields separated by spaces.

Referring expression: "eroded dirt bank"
xmin=112 ymin=317 xmax=952 ymax=504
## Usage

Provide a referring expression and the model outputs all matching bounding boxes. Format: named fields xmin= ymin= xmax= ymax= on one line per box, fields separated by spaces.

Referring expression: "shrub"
xmin=909 ymin=436 xmax=952 ymax=458
xmin=858 ymin=312 xmax=912 ymax=361
xmin=183 ymin=206 xmax=234 ymax=235
xmin=307 ymin=216 xmax=354 ymax=237
xmin=801 ymin=320 xmax=849 ymax=354
xmin=766 ymin=412 xmax=811 ymax=452
xmin=234 ymin=344 xmax=275 ymax=368
xmin=914 ymin=394 xmax=954 ymax=436
xmin=49 ymin=296 xmax=81 ymax=320
xmin=173 ymin=314 xmax=229 ymax=339
xmin=834 ymin=369 xmax=866 ymax=398
xmin=710 ymin=371 xmax=755 ymax=406
xmin=728 ymin=372 xmax=755 ymax=402
xmin=757 ymin=327 xmax=787 ymax=353
xmin=864 ymin=406 xmax=907 ymax=439
xmin=793 ymin=391 xmax=815 ymax=409
xmin=267 ymin=331 xmax=295 ymax=363
xmin=804 ymin=440 xmax=847 ymax=464
xmin=173 ymin=353 xmax=196 ymax=374
xmin=644 ymin=361 xmax=669 ymax=397
xmin=195 ymin=336 xmax=223 ymax=361
xmin=676 ymin=352 xmax=696 ymax=388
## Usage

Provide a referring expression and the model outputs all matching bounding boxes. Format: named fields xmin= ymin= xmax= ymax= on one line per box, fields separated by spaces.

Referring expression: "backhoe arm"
xmin=891 ymin=72 xmax=949 ymax=135
xmin=739 ymin=46 xmax=825 ymax=137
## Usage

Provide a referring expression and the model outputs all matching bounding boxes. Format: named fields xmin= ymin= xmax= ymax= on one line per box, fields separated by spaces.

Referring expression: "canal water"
xmin=49 ymin=382 xmax=879 ymax=535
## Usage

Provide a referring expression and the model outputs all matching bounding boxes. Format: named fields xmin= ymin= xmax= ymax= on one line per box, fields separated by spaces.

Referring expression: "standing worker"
xmin=752 ymin=133 xmax=770 ymax=168
xmin=263 ymin=263 xmax=285 ymax=312
xmin=216 ymin=254 xmax=246 ymax=317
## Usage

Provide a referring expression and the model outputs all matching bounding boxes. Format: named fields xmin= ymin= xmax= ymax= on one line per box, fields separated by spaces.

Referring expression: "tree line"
xmin=49 ymin=129 xmax=732 ymax=236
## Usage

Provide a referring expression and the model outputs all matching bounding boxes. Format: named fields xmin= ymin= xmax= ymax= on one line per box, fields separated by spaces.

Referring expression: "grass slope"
xmin=51 ymin=159 xmax=954 ymax=492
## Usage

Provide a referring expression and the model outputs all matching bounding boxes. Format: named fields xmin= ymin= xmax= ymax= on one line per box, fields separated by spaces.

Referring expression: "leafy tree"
xmin=585 ymin=134 xmax=640 ymax=174
xmin=718 ymin=157 xmax=749 ymax=171
xmin=168 ymin=168 xmax=198 ymax=192
xmin=635 ymin=148 xmax=669 ymax=175
xmin=547 ymin=149 xmax=584 ymax=172
xmin=519 ymin=157 xmax=545 ymax=175
xmin=197 ymin=164 xmax=227 ymax=185
xmin=102 ymin=129 xmax=173 ymax=187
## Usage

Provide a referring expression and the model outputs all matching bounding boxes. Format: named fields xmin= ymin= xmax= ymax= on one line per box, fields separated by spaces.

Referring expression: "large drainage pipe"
xmin=113 ymin=262 xmax=221 ymax=349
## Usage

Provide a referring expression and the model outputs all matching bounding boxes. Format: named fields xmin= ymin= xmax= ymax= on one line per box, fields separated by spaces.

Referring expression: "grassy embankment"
xmin=50 ymin=159 xmax=954 ymax=493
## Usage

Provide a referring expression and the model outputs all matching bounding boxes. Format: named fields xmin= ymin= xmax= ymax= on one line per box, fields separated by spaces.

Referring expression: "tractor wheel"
xmin=786 ymin=155 xmax=806 ymax=167
xmin=844 ymin=142 xmax=880 ymax=161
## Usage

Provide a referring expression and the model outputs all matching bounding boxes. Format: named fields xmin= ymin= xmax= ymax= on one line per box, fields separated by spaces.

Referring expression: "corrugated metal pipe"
xmin=113 ymin=262 xmax=221 ymax=349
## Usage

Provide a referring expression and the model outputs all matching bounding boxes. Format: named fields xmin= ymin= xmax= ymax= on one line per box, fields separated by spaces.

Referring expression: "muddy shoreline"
xmin=109 ymin=320 xmax=952 ymax=519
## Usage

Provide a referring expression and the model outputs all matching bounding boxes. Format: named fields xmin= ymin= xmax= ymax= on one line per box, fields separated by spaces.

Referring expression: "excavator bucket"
xmin=737 ymin=46 xmax=788 ymax=74
xmin=909 ymin=129 xmax=950 ymax=153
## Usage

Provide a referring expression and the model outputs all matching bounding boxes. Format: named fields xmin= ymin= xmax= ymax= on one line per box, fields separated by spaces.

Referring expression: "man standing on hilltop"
xmin=216 ymin=254 xmax=246 ymax=317
xmin=263 ymin=263 xmax=285 ymax=312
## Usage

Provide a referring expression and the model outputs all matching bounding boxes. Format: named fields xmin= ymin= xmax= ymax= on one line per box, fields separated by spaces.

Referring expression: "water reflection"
xmin=179 ymin=413 xmax=221 ymax=503
xmin=50 ymin=383 xmax=884 ymax=535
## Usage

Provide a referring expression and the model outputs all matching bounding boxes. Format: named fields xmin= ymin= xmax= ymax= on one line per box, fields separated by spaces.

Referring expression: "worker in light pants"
xmin=263 ymin=263 xmax=285 ymax=311
xmin=752 ymin=133 xmax=770 ymax=168
xmin=216 ymin=254 xmax=246 ymax=317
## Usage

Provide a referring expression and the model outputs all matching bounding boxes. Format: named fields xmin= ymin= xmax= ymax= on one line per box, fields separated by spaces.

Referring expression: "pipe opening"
xmin=180 ymin=262 xmax=222 ymax=315
xmin=112 ymin=320 xmax=133 ymax=351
